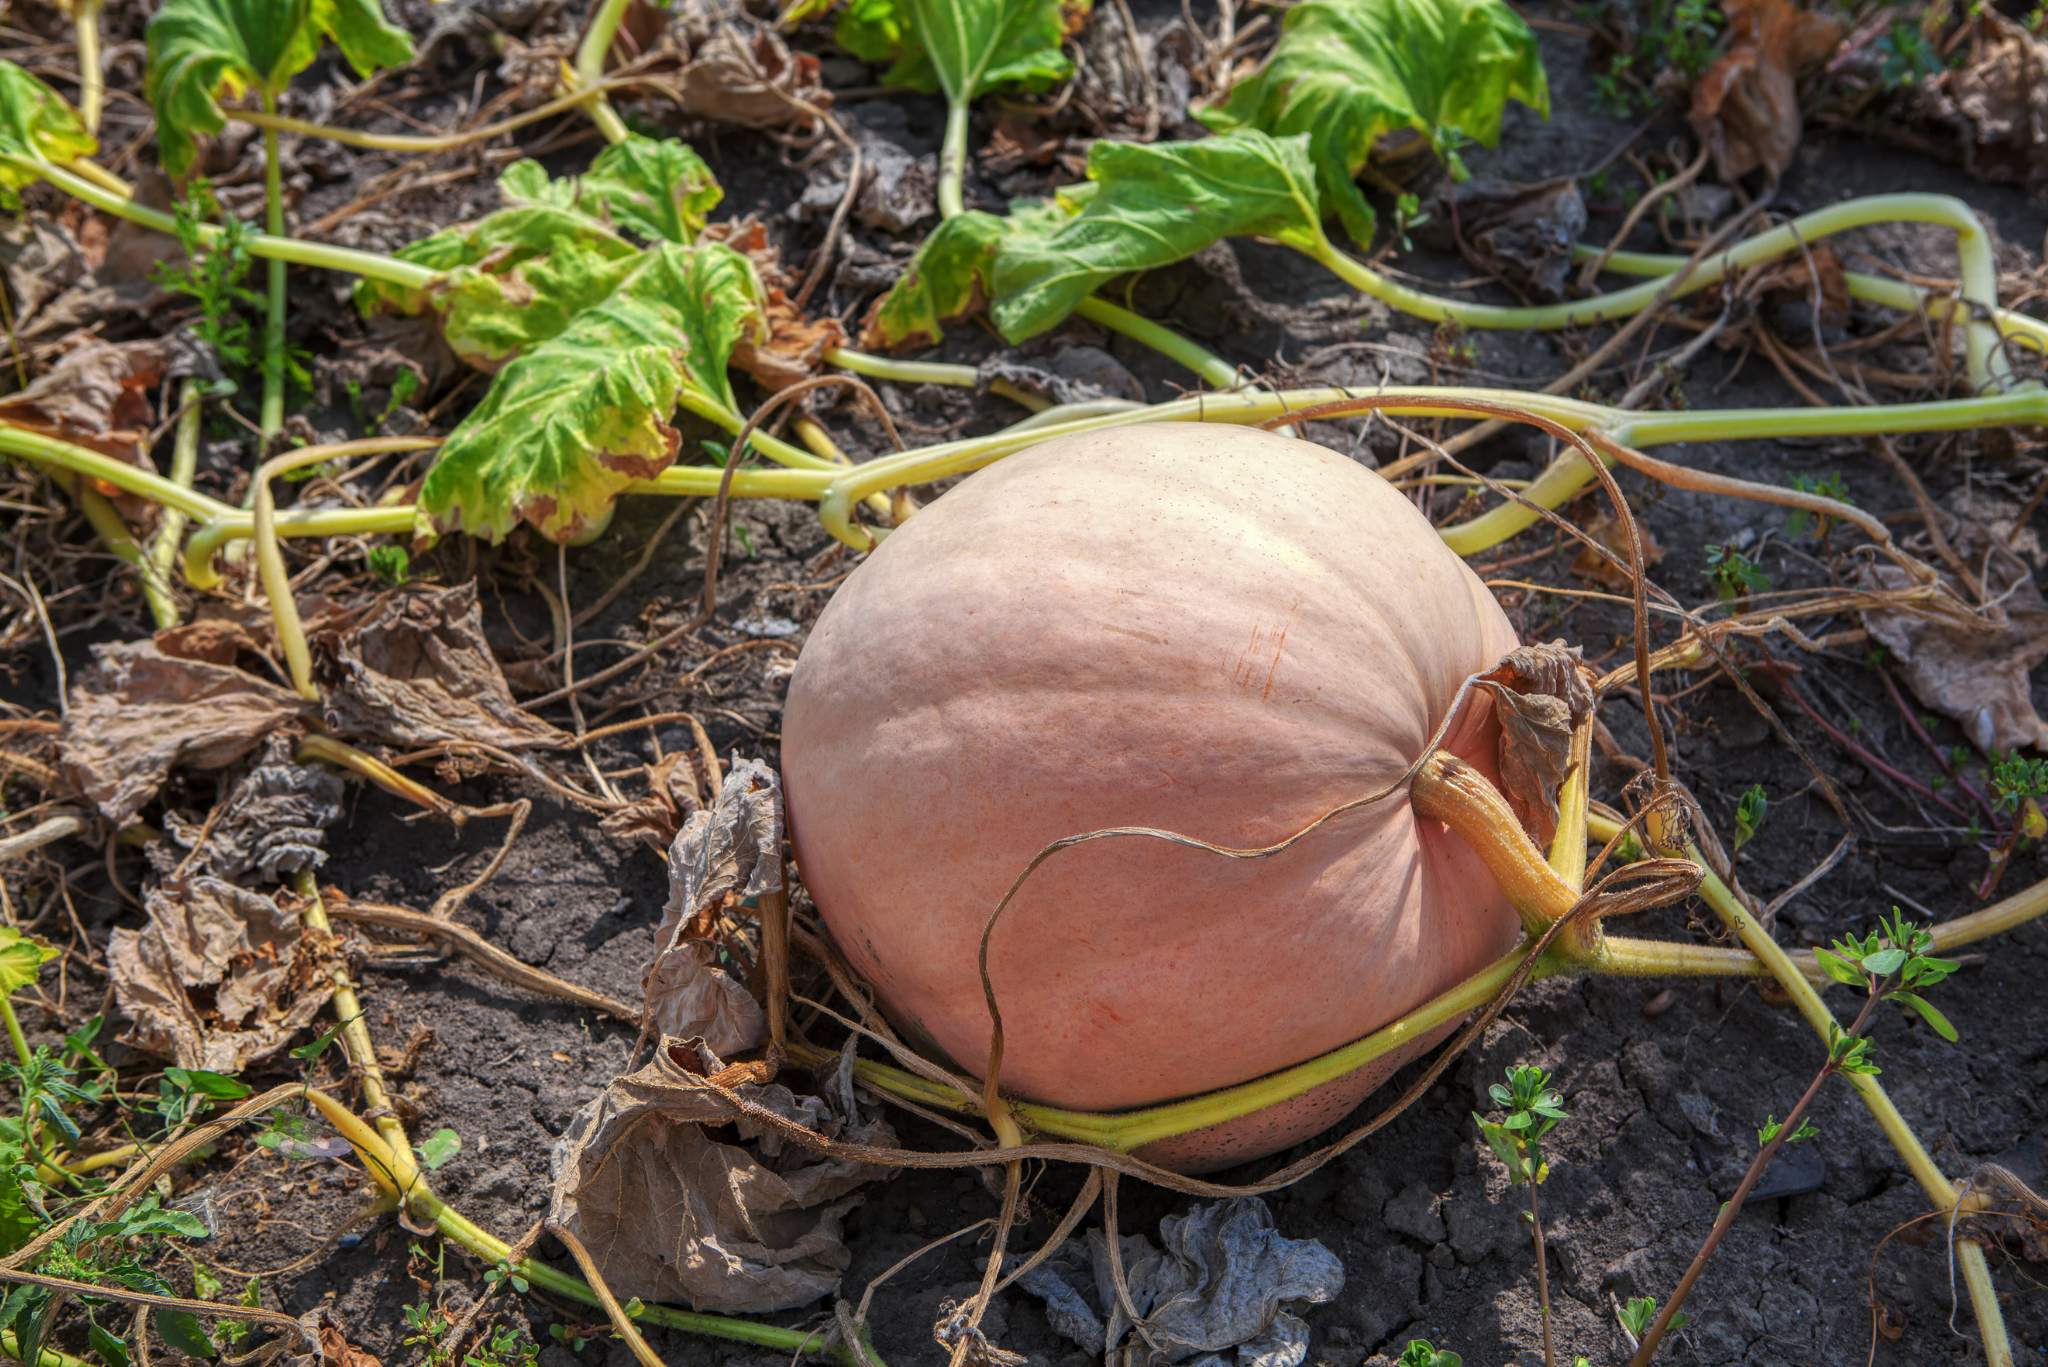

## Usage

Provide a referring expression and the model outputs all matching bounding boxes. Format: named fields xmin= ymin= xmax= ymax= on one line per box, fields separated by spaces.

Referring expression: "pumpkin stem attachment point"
xmin=1411 ymin=749 xmax=1590 ymax=945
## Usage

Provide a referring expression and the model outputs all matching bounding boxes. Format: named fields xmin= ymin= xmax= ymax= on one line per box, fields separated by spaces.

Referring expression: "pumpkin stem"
xmin=1410 ymin=749 xmax=1596 ymax=954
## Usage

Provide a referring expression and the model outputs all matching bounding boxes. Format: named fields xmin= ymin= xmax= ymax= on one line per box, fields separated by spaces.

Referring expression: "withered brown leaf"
xmin=1691 ymin=0 xmax=1845 ymax=180
xmin=109 ymin=878 xmax=340 ymax=1072
xmin=60 ymin=634 xmax=312 ymax=824
xmin=548 ymin=1037 xmax=892 ymax=1313
xmin=1476 ymin=641 xmax=1595 ymax=845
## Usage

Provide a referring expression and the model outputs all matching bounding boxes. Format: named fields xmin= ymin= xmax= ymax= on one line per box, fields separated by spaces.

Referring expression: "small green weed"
xmin=1705 ymin=543 xmax=1769 ymax=602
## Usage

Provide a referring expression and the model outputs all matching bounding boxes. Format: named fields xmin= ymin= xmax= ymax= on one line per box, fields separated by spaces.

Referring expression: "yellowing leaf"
xmin=356 ymin=137 xmax=725 ymax=369
xmin=500 ymin=136 xmax=722 ymax=246
xmin=987 ymin=131 xmax=1329 ymax=342
xmin=145 ymin=0 xmax=414 ymax=177
xmin=0 ymin=925 xmax=59 ymax=998
xmin=419 ymin=243 xmax=762 ymax=543
xmin=0 ymin=60 xmax=96 ymax=194
xmin=357 ymin=208 xmax=643 ymax=369
xmin=1199 ymin=0 xmax=1547 ymax=244
xmin=860 ymin=211 xmax=1007 ymax=348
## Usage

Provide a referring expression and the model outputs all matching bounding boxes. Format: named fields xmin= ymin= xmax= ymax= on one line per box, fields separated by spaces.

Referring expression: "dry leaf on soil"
xmin=1569 ymin=509 xmax=1666 ymax=590
xmin=1475 ymin=641 xmax=1595 ymax=845
xmin=1419 ymin=176 xmax=1587 ymax=301
xmin=0 ymin=338 xmax=166 ymax=460
xmin=1907 ymin=10 xmax=2048 ymax=190
xmin=312 ymin=1312 xmax=384 ymax=1367
xmin=110 ymin=877 xmax=340 ymax=1073
xmin=59 ymin=631 xmax=313 ymax=824
xmin=644 ymin=757 xmax=782 ymax=1055
xmin=1014 ymin=1197 xmax=1343 ymax=1366
xmin=1691 ymin=0 xmax=1844 ymax=180
xmin=599 ymin=750 xmax=706 ymax=852
xmin=547 ymin=1036 xmax=894 ymax=1313
xmin=977 ymin=346 xmax=1145 ymax=406
xmin=0 ymin=217 xmax=163 ymax=346
xmin=667 ymin=21 xmax=829 ymax=130
xmin=1859 ymin=496 xmax=2048 ymax=752
xmin=156 ymin=735 xmax=346 ymax=884
xmin=316 ymin=583 xmax=566 ymax=754
xmin=703 ymin=218 xmax=848 ymax=392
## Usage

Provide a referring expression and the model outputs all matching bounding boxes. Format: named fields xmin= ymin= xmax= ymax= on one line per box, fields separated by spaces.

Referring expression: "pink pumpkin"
xmin=782 ymin=422 xmax=1524 ymax=1169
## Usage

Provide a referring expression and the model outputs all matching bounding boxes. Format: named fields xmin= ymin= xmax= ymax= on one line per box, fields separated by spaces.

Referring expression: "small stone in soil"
xmin=1382 ymin=1182 xmax=1447 ymax=1244
xmin=1747 ymin=1141 xmax=1826 ymax=1202
xmin=1443 ymin=1195 xmax=1518 ymax=1265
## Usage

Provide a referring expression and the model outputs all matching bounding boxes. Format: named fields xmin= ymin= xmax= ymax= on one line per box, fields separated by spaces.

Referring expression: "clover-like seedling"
xmin=1618 ymin=1294 xmax=1687 ymax=1348
xmin=1756 ymin=1114 xmax=1818 ymax=1146
xmin=1397 ymin=1340 xmax=1463 ymax=1367
xmin=1705 ymin=543 xmax=1770 ymax=603
xmin=1812 ymin=908 xmax=1960 ymax=1042
xmin=1474 ymin=1064 xmax=1566 ymax=1187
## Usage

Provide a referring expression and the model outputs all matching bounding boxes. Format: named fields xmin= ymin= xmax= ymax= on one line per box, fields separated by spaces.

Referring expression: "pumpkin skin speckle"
xmin=783 ymin=423 xmax=1523 ymax=1170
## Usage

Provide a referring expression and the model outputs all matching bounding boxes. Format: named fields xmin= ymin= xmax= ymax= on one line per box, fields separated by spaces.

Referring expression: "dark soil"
xmin=5 ymin=2 xmax=2047 ymax=1366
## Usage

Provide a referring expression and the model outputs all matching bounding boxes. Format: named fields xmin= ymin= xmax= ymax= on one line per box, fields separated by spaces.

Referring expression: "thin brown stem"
xmin=1529 ymin=1181 xmax=1554 ymax=1367
xmin=1630 ymin=992 xmax=1882 ymax=1365
xmin=1874 ymin=667 xmax=1997 ymax=825
xmin=1776 ymin=677 xmax=1969 ymax=821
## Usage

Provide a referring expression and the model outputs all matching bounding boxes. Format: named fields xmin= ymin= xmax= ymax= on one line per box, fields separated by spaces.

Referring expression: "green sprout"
xmin=1813 ymin=907 xmax=1962 ymax=1042
xmin=368 ymin=544 xmax=412 ymax=586
xmin=1393 ymin=192 xmax=1431 ymax=253
xmin=1632 ymin=911 xmax=1960 ymax=1362
xmin=1756 ymin=1114 xmax=1818 ymax=1146
xmin=1705 ymin=543 xmax=1770 ymax=603
xmin=151 ymin=187 xmax=262 ymax=384
xmin=1475 ymin=1065 xmax=1566 ymax=1366
xmin=1617 ymin=1294 xmax=1686 ymax=1347
xmin=1784 ymin=471 xmax=1852 ymax=540
xmin=1732 ymin=783 xmax=1767 ymax=853
xmin=1876 ymin=19 xmax=1943 ymax=88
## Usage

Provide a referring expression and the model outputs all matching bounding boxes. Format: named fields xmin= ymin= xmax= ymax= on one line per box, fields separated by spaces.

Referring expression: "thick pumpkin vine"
xmin=4 ymin=4 xmax=2048 ymax=1357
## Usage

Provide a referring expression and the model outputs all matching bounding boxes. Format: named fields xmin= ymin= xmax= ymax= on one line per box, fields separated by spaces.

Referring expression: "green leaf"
xmin=0 ymin=61 xmax=96 ymax=192
xmin=500 ymin=136 xmax=721 ymax=246
xmin=860 ymin=198 xmax=1071 ymax=348
xmin=1198 ymin=0 xmax=1548 ymax=243
xmin=1733 ymin=782 xmax=1766 ymax=853
xmin=0 ymin=926 xmax=58 ymax=998
xmin=1473 ymin=1115 xmax=1518 ymax=1170
xmin=144 ymin=0 xmax=413 ymax=177
xmin=839 ymin=0 xmax=1080 ymax=99
xmin=110 ymin=1201 xmax=209 ymax=1242
xmin=154 ymin=1308 xmax=217 ymax=1361
xmin=1893 ymin=992 xmax=1958 ymax=1042
xmin=415 ymin=1127 xmax=461 ymax=1170
xmin=989 ymin=130 xmax=1330 ymax=342
xmin=89 ymin=1320 xmax=131 ymax=1367
xmin=366 ymin=544 xmax=411 ymax=585
xmin=419 ymin=242 xmax=762 ymax=543
xmin=290 ymin=1021 xmax=346 ymax=1062
xmin=163 ymin=1068 xmax=252 ymax=1101
xmin=860 ymin=211 xmax=1007 ymax=348
xmin=1860 ymin=947 xmax=1908 ymax=978
xmin=835 ymin=0 xmax=912 ymax=64
xmin=1904 ymin=953 xmax=1959 ymax=988
xmin=1811 ymin=946 xmax=1864 ymax=987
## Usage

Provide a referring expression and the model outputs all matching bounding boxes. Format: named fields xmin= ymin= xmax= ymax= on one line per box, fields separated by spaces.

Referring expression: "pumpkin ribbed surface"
xmin=783 ymin=423 xmax=1524 ymax=1166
